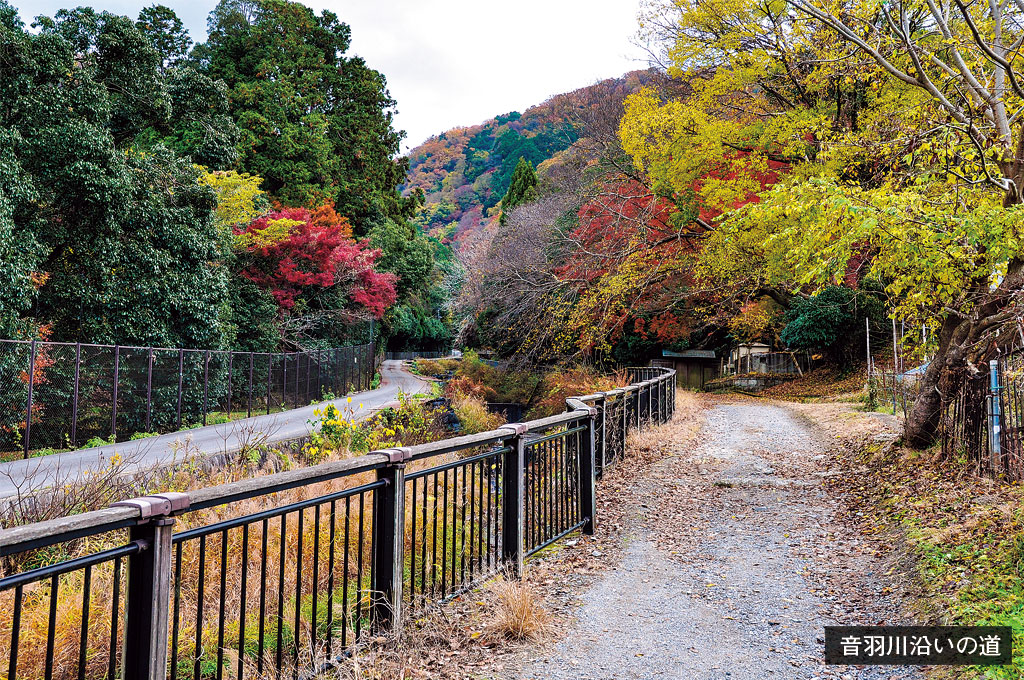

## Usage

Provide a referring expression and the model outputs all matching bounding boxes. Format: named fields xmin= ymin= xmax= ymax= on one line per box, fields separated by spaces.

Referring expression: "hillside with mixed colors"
xmin=403 ymin=70 xmax=665 ymax=246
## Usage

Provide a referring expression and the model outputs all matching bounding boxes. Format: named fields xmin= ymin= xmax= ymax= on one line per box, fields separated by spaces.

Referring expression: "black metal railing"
xmin=0 ymin=367 xmax=676 ymax=680
xmin=0 ymin=339 xmax=376 ymax=458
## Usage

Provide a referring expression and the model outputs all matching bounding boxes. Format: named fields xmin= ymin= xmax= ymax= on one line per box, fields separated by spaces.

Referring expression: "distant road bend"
xmin=0 ymin=360 xmax=430 ymax=500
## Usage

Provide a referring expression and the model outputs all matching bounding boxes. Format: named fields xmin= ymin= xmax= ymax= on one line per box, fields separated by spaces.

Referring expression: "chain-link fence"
xmin=0 ymin=340 xmax=376 ymax=458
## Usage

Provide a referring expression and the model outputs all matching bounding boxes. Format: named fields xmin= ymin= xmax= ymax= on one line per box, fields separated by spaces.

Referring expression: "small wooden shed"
xmin=652 ymin=349 xmax=719 ymax=389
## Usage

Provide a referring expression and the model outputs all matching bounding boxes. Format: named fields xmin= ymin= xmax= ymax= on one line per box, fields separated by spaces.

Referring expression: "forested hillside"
xmin=0 ymin=0 xmax=452 ymax=354
xmin=403 ymin=70 xmax=664 ymax=244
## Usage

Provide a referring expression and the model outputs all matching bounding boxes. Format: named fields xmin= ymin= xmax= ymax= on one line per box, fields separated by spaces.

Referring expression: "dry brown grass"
xmin=2 ymin=387 xmax=706 ymax=680
xmin=486 ymin=577 xmax=551 ymax=642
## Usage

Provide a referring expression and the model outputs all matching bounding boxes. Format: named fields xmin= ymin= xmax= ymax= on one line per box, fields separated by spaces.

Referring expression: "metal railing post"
xmin=567 ymin=399 xmax=597 ymax=535
xmin=370 ymin=449 xmax=409 ymax=630
xmin=226 ymin=352 xmax=234 ymax=417
xmin=202 ymin=350 xmax=210 ymax=426
xmin=145 ymin=347 xmax=153 ymax=432
xmin=247 ymin=352 xmax=254 ymax=418
xmin=634 ymin=386 xmax=641 ymax=429
xmin=595 ymin=393 xmax=607 ymax=474
xmin=113 ymin=493 xmax=189 ymax=680
xmin=620 ymin=389 xmax=628 ymax=458
xmin=498 ymin=423 xmax=527 ymax=577
xmin=648 ymin=381 xmax=655 ymax=424
xmin=266 ymin=354 xmax=273 ymax=415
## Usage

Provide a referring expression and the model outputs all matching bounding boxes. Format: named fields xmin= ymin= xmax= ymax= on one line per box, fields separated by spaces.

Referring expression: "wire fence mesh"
xmin=0 ymin=340 xmax=376 ymax=458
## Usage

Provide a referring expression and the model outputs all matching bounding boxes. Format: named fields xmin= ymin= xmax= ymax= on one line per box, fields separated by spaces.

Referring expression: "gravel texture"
xmin=516 ymin=399 xmax=924 ymax=680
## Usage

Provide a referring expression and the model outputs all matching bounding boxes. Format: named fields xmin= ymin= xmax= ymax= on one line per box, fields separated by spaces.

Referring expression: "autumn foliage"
xmin=237 ymin=207 xmax=396 ymax=317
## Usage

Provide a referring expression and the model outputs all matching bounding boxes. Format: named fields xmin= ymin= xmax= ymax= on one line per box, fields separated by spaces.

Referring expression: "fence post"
xmin=111 ymin=345 xmax=120 ymax=441
xmin=282 ymin=354 xmax=288 ymax=410
xmin=266 ymin=355 xmax=273 ymax=415
xmin=990 ymin=359 xmax=1002 ymax=472
xmin=498 ymin=423 xmax=527 ymax=577
xmin=370 ymin=448 xmax=409 ymax=630
xmin=663 ymin=375 xmax=669 ymax=420
xmin=595 ymin=393 xmax=607 ymax=474
xmin=202 ymin=350 xmax=210 ymax=426
xmin=247 ymin=352 xmax=254 ymax=418
xmin=567 ymin=399 xmax=597 ymax=535
xmin=226 ymin=352 xmax=234 ymax=418
xmin=113 ymin=492 xmax=189 ymax=680
xmin=23 ymin=339 xmax=36 ymax=458
xmin=146 ymin=347 xmax=153 ymax=432
xmin=71 ymin=342 xmax=81 ymax=447
xmin=176 ymin=349 xmax=184 ymax=429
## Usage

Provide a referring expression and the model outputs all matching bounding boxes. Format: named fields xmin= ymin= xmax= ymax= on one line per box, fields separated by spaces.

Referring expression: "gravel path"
xmin=0 ymin=360 xmax=430 ymax=499
xmin=519 ymin=399 xmax=923 ymax=680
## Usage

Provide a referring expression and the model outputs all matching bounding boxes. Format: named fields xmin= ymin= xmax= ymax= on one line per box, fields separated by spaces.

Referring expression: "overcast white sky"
xmin=11 ymin=0 xmax=650 ymax=151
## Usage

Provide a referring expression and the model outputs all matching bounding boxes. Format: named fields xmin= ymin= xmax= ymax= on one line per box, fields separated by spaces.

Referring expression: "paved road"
xmin=0 ymin=360 xmax=430 ymax=500
xmin=519 ymin=400 xmax=922 ymax=679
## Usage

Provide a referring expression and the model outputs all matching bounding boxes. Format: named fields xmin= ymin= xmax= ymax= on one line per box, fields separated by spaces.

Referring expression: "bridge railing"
xmin=0 ymin=339 xmax=376 ymax=459
xmin=0 ymin=367 xmax=676 ymax=680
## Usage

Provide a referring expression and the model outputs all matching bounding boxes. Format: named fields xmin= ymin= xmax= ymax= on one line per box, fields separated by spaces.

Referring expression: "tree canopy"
xmin=0 ymin=0 xmax=447 ymax=354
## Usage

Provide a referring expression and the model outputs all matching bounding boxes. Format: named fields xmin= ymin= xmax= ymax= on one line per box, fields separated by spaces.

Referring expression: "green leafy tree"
xmin=197 ymin=0 xmax=413 ymax=230
xmin=368 ymin=220 xmax=435 ymax=299
xmin=500 ymin=158 xmax=539 ymax=225
xmin=780 ymin=286 xmax=883 ymax=363
xmin=134 ymin=66 xmax=241 ymax=169
xmin=136 ymin=4 xmax=192 ymax=68
xmin=1 ymin=4 xmax=229 ymax=348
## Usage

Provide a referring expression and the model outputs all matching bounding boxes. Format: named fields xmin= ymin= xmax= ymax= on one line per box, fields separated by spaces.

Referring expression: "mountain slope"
xmin=403 ymin=69 xmax=664 ymax=246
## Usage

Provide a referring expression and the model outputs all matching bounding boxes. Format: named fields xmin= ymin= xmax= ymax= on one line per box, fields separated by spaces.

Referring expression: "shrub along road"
xmin=514 ymin=397 xmax=922 ymax=679
xmin=0 ymin=360 xmax=430 ymax=501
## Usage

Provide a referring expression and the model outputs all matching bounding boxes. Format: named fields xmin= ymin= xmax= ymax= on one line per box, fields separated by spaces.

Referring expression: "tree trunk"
xmin=903 ymin=314 xmax=960 ymax=448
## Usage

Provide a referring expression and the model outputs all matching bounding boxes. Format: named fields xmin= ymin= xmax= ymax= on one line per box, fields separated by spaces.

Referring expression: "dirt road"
xmin=518 ymin=398 xmax=921 ymax=679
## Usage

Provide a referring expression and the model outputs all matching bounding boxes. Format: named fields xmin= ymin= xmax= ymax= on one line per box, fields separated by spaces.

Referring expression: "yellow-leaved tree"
xmin=625 ymin=0 xmax=1024 ymax=446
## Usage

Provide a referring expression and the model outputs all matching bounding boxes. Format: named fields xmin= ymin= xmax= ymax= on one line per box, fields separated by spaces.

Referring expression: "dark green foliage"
xmin=198 ymin=0 xmax=412 ymax=230
xmin=134 ymin=66 xmax=240 ymax=169
xmin=227 ymin=278 xmax=280 ymax=351
xmin=369 ymin=220 xmax=434 ymax=299
xmin=1 ymin=7 xmax=229 ymax=348
xmin=781 ymin=285 xmax=884 ymax=363
xmin=36 ymin=7 xmax=171 ymax=146
xmin=499 ymin=158 xmax=539 ymax=225
xmin=386 ymin=304 xmax=450 ymax=351
xmin=136 ymin=4 xmax=192 ymax=68
xmin=0 ymin=131 xmax=43 ymax=339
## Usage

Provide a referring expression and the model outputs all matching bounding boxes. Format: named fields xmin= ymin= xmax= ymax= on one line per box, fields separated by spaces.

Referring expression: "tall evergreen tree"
xmin=196 ymin=0 xmax=414 ymax=232
xmin=136 ymin=4 xmax=192 ymax=68
xmin=499 ymin=157 xmax=539 ymax=225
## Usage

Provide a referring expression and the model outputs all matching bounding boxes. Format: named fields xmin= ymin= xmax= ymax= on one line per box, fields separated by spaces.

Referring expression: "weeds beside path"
xmin=506 ymin=395 xmax=924 ymax=679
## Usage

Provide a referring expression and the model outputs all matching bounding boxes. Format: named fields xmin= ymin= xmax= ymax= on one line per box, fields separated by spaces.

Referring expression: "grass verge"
xmin=797 ymin=402 xmax=1024 ymax=679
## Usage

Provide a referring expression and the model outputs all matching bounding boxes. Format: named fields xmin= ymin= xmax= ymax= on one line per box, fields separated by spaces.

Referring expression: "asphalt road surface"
xmin=0 ymin=360 xmax=430 ymax=500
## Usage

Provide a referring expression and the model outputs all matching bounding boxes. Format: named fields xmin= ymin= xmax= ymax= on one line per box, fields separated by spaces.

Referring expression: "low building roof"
xmin=662 ymin=349 xmax=716 ymax=359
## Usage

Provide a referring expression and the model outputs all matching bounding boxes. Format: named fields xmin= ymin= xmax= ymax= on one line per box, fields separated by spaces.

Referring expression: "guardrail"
xmin=0 ymin=367 xmax=676 ymax=680
xmin=0 ymin=339 xmax=376 ymax=458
